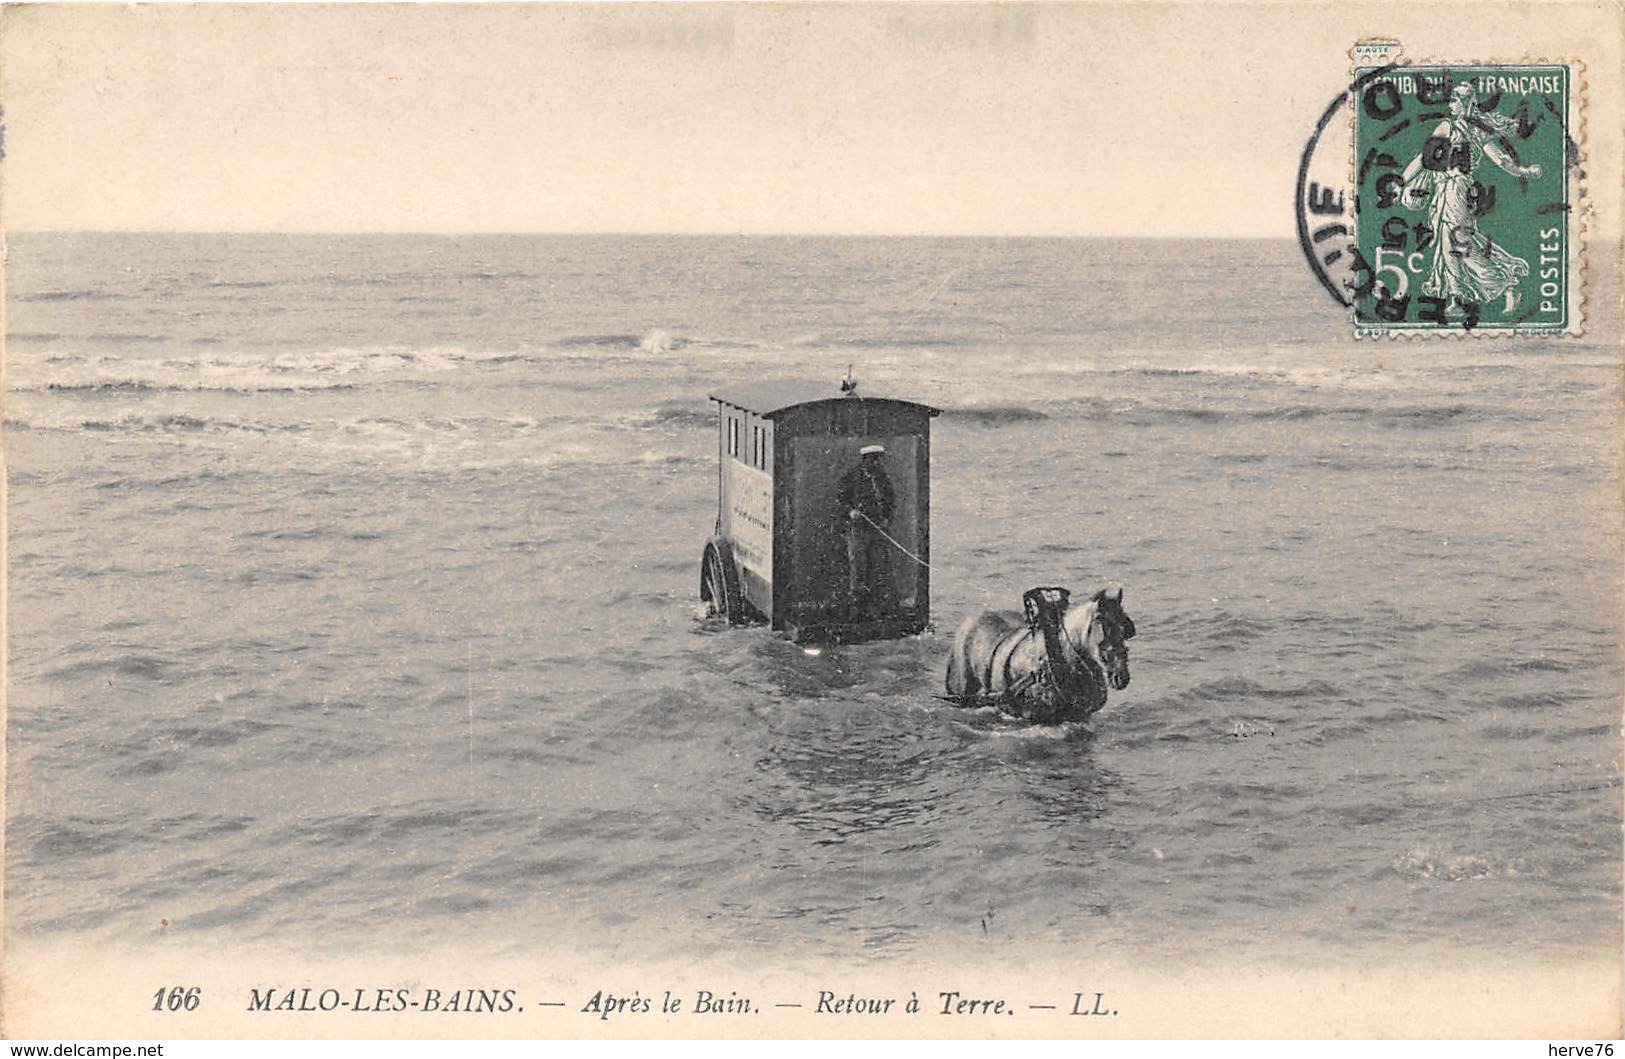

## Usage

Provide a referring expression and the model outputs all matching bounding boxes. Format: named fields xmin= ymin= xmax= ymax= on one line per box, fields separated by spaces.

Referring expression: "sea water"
xmin=6 ymin=233 xmax=1620 ymax=961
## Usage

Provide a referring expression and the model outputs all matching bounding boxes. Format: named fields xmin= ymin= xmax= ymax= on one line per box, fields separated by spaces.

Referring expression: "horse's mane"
xmin=1061 ymin=585 xmax=1130 ymax=656
xmin=1060 ymin=597 xmax=1101 ymax=655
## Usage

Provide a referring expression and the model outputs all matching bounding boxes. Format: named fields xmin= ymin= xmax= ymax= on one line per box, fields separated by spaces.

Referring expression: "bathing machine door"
xmin=775 ymin=398 xmax=934 ymax=641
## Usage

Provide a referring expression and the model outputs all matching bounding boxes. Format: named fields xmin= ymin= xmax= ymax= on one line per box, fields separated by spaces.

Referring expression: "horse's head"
xmin=1065 ymin=584 xmax=1136 ymax=691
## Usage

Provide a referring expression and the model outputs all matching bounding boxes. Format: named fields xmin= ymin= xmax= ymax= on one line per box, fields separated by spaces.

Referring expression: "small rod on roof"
xmin=840 ymin=365 xmax=858 ymax=396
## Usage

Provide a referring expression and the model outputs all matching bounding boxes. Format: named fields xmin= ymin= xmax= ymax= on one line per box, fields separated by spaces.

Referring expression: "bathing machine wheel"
xmin=700 ymin=538 xmax=745 ymax=625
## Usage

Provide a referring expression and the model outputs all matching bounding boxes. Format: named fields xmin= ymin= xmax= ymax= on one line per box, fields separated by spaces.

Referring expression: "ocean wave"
xmin=1097 ymin=401 xmax=1521 ymax=428
xmin=47 ymin=380 xmax=174 ymax=396
xmin=109 ymin=719 xmax=284 ymax=778
xmin=554 ymin=330 xmax=685 ymax=353
xmin=84 ymin=414 xmax=202 ymax=432
xmin=18 ymin=288 xmax=129 ymax=302
xmin=40 ymin=379 xmax=358 ymax=397
xmin=1197 ymin=613 xmax=1273 ymax=647
xmin=1487 ymin=690 xmax=1573 ymax=712
xmin=1444 ymin=656 xmax=1578 ymax=680
xmin=237 ymin=525 xmax=388 ymax=543
xmin=1175 ymin=676 xmax=1346 ymax=703
xmin=15 ymin=815 xmax=131 ymax=861
xmin=42 ymin=651 xmax=179 ymax=683
xmin=1131 ymin=366 xmax=1284 ymax=382
xmin=996 ymin=357 xmax=1499 ymax=396
xmin=63 ymin=413 xmax=309 ymax=437
xmin=642 ymin=404 xmax=715 ymax=428
xmin=1378 ymin=403 xmax=1489 ymax=426
xmin=638 ymin=329 xmax=682 ymax=354
xmin=1390 ymin=848 xmax=1541 ymax=883
xmin=549 ymin=329 xmax=768 ymax=355
xmin=942 ymin=404 xmax=1050 ymax=425
xmin=17 ymin=345 xmax=540 ymax=394
xmin=93 ymin=469 xmax=233 ymax=490
xmin=626 ymin=449 xmax=706 ymax=468
xmin=820 ymin=334 xmax=970 ymax=350
xmin=232 ymin=567 xmax=323 ymax=586
xmin=1479 ymin=722 xmax=1545 ymax=742
xmin=552 ymin=332 xmax=649 ymax=350
xmin=277 ymin=803 xmax=525 ymax=848
xmin=1121 ymin=403 xmax=1351 ymax=424
xmin=323 ymin=268 xmax=538 ymax=287
xmin=277 ymin=417 xmax=703 ymax=472
xmin=95 ymin=333 xmax=171 ymax=344
xmin=1005 ymin=358 xmax=1290 ymax=382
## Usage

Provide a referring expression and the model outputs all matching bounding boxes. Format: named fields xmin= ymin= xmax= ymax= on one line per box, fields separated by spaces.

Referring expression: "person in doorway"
xmin=838 ymin=444 xmax=897 ymax=621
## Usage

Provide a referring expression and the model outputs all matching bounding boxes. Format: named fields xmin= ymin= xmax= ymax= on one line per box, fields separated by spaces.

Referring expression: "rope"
xmin=854 ymin=510 xmax=932 ymax=569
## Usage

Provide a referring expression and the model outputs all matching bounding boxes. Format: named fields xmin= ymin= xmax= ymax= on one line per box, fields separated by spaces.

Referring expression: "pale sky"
xmin=2 ymin=2 xmax=1619 ymax=237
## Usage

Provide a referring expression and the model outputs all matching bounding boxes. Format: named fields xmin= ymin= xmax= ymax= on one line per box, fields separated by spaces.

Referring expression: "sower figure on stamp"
xmin=839 ymin=444 xmax=897 ymax=621
xmin=1399 ymin=84 xmax=1543 ymax=312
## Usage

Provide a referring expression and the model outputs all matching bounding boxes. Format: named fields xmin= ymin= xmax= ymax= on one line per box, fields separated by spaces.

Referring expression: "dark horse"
xmin=944 ymin=585 xmax=1136 ymax=724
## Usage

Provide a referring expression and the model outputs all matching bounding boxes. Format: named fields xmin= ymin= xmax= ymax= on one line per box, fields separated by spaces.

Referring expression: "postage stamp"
xmin=1350 ymin=49 xmax=1583 ymax=336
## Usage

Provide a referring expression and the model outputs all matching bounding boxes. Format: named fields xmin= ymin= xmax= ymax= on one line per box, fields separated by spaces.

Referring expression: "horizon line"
xmin=1 ymin=228 xmax=1295 ymax=241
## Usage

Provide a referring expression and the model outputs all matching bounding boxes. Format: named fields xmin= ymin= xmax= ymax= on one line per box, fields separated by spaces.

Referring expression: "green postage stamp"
xmin=1351 ymin=55 xmax=1581 ymax=336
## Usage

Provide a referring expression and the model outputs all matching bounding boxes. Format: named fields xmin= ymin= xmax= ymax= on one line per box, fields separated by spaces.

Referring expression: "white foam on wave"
xmin=263 ymin=414 xmax=705 ymax=475
xmin=10 ymin=344 xmax=540 ymax=394
xmin=638 ymin=329 xmax=679 ymax=355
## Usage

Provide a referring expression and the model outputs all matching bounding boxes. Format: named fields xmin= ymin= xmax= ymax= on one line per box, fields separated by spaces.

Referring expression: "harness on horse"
xmin=939 ymin=586 xmax=1084 ymax=712
xmin=1021 ymin=586 xmax=1089 ymax=711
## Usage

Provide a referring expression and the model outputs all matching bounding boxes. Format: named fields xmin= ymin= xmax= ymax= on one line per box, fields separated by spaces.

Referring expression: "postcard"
xmin=3 ymin=2 xmax=1621 ymax=1040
